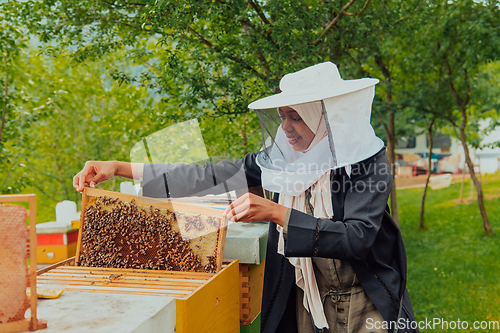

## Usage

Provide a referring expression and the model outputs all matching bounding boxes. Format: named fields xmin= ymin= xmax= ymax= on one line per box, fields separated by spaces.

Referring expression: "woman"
xmin=74 ymin=62 xmax=418 ymax=333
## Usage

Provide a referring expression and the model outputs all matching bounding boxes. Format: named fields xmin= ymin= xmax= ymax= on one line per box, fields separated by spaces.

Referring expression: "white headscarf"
xmin=285 ymin=101 xmax=328 ymax=153
xmin=274 ymin=101 xmax=333 ymax=329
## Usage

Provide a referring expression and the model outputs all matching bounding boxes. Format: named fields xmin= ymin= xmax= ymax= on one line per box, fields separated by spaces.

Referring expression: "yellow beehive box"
xmin=239 ymin=260 xmax=266 ymax=325
xmin=37 ymin=258 xmax=240 ymax=333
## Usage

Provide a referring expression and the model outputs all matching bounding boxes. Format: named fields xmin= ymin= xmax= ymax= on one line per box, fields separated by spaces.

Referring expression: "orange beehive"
xmin=36 ymin=223 xmax=79 ymax=264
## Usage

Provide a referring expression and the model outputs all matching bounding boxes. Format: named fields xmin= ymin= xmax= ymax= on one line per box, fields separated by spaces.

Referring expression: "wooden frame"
xmin=0 ymin=194 xmax=47 ymax=332
xmin=76 ymin=188 xmax=228 ymax=273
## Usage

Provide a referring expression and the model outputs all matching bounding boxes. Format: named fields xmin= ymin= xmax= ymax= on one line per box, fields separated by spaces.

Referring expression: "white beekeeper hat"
xmin=248 ymin=61 xmax=385 ymax=196
xmin=248 ymin=62 xmax=379 ymax=110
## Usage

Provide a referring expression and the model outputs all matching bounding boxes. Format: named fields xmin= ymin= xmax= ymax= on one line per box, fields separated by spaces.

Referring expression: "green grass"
xmin=399 ymin=173 xmax=500 ymax=332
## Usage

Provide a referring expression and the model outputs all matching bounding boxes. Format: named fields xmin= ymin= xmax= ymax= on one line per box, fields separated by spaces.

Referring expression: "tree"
xmin=406 ymin=0 xmax=500 ymax=234
xmin=1 ymin=49 xmax=166 ymax=208
xmin=0 ymin=3 xmax=32 ymax=196
xmin=10 ymin=0 xmax=393 ymax=213
xmin=11 ymin=0 xmax=500 ymax=231
xmin=340 ymin=0 xmax=424 ymax=224
xmin=397 ymin=62 xmax=448 ymax=230
xmin=15 ymin=0 xmax=377 ymax=124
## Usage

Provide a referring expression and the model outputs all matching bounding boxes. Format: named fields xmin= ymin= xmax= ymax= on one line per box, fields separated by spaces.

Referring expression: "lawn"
xmin=399 ymin=173 xmax=500 ymax=332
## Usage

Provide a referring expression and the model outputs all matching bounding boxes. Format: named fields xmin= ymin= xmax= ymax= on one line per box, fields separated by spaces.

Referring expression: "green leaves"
xmin=12 ymin=0 xmax=380 ymax=120
xmin=2 ymin=0 xmax=500 ymax=224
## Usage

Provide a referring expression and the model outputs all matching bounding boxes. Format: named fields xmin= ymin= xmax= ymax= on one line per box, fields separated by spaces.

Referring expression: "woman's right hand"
xmin=73 ymin=161 xmax=118 ymax=193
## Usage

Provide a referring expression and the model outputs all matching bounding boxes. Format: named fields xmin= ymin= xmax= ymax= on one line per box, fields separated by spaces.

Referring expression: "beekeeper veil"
xmin=249 ymin=61 xmax=384 ymax=196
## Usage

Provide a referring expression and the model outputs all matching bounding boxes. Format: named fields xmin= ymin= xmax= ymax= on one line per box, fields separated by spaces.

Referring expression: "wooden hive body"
xmin=37 ymin=258 xmax=240 ymax=333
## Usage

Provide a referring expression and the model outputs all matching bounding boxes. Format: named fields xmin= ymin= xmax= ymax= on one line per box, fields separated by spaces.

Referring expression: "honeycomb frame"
xmin=76 ymin=188 xmax=227 ymax=273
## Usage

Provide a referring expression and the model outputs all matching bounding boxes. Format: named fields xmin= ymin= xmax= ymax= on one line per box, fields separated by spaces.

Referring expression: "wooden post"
xmin=28 ymin=195 xmax=38 ymax=330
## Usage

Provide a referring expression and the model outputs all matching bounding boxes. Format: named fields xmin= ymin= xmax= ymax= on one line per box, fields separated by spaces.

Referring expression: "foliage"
xmin=0 ymin=1 xmax=29 ymax=191
xmin=402 ymin=0 xmax=500 ymax=139
xmin=2 ymin=0 xmax=380 ymax=221
xmin=14 ymin=0 xmax=377 ymax=118
xmin=0 ymin=50 xmax=164 ymax=212
xmin=3 ymin=0 xmax=500 ymax=225
xmin=0 ymin=45 xmax=262 ymax=221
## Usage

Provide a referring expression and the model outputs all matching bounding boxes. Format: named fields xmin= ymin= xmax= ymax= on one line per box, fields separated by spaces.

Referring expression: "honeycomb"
xmin=78 ymin=195 xmax=223 ymax=273
xmin=0 ymin=205 xmax=29 ymax=323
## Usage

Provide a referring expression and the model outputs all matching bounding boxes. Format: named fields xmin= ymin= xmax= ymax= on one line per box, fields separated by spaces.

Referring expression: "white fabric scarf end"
xmin=276 ymin=171 xmax=338 ymax=330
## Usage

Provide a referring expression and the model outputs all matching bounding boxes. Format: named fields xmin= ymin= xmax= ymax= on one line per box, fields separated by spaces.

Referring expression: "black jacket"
xmin=142 ymin=148 xmax=418 ymax=333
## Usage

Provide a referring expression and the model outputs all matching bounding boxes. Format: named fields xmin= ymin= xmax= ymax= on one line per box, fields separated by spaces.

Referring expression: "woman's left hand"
xmin=223 ymin=193 xmax=288 ymax=227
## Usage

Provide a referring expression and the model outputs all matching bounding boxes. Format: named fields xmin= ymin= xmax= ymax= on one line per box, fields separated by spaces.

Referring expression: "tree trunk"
xmin=374 ymin=56 xmax=399 ymax=224
xmin=0 ymin=54 xmax=9 ymax=143
xmin=386 ymin=111 xmax=399 ymax=225
xmin=420 ymin=121 xmax=434 ymax=229
xmin=240 ymin=116 xmax=248 ymax=155
xmin=458 ymin=126 xmax=492 ymax=234
xmin=459 ymin=159 xmax=466 ymax=203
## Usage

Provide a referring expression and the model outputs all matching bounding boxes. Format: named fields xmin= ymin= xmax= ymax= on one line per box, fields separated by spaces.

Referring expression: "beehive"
xmin=36 ymin=222 xmax=79 ymax=264
xmin=34 ymin=188 xmax=239 ymax=332
xmin=36 ymin=257 xmax=240 ymax=333
xmin=76 ymin=188 xmax=227 ymax=273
